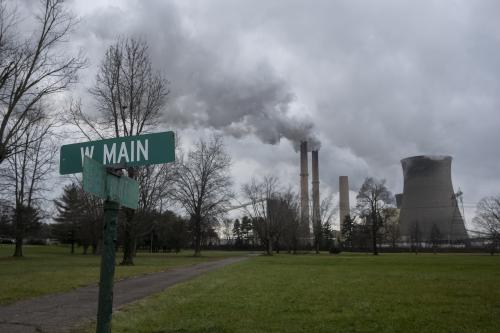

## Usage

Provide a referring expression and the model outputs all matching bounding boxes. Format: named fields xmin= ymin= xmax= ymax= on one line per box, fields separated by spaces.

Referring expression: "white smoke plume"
xmin=73 ymin=1 xmax=321 ymax=151
xmin=165 ymin=63 xmax=321 ymax=151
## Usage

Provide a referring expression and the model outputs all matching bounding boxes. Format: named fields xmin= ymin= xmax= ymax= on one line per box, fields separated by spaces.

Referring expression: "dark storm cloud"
xmin=71 ymin=0 xmax=321 ymax=150
xmin=66 ymin=0 xmax=500 ymax=224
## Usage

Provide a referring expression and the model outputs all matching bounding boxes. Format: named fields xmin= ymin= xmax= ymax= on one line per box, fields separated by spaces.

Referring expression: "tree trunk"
xmin=13 ymin=207 xmax=24 ymax=257
xmin=371 ymin=213 xmax=378 ymax=255
xmin=314 ymin=223 xmax=321 ymax=254
xmin=13 ymin=236 xmax=23 ymax=257
xmin=121 ymin=216 xmax=135 ymax=265
xmin=266 ymin=238 xmax=273 ymax=255
xmin=149 ymin=232 xmax=153 ymax=253
xmin=194 ymin=215 xmax=202 ymax=256
xmin=95 ymin=239 xmax=103 ymax=255
xmin=132 ymin=237 xmax=137 ymax=257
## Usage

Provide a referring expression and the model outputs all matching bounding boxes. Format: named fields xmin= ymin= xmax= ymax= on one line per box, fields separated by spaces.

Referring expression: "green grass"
xmin=84 ymin=253 xmax=500 ymax=333
xmin=0 ymin=245 xmax=252 ymax=304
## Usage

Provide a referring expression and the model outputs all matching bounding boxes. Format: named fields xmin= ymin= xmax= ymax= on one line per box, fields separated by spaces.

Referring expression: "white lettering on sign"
xmin=130 ymin=141 xmax=135 ymax=162
xmin=102 ymin=139 xmax=149 ymax=165
xmin=80 ymin=146 xmax=94 ymax=164
xmin=137 ymin=139 xmax=148 ymax=161
xmin=103 ymin=143 xmax=116 ymax=164
xmin=118 ymin=142 xmax=129 ymax=163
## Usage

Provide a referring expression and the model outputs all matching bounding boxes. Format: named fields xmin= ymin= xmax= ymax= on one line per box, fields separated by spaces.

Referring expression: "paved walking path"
xmin=0 ymin=256 xmax=248 ymax=333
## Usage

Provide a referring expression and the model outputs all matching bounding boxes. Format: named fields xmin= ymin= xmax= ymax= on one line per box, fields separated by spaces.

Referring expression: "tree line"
xmin=0 ymin=0 xmax=335 ymax=260
xmin=1 ymin=0 xmax=499 ymax=260
xmin=342 ymin=177 xmax=500 ymax=255
xmin=0 ymin=0 xmax=233 ymax=261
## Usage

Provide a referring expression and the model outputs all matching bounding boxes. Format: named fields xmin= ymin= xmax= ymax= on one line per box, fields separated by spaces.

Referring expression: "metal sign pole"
xmin=96 ymin=199 xmax=120 ymax=333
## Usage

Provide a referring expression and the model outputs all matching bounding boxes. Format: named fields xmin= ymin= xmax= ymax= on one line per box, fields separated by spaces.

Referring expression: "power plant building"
xmin=398 ymin=155 xmax=468 ymax=242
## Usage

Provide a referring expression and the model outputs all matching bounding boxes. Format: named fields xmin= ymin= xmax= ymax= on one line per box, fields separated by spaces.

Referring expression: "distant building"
xmin=398 ymin=155 xmax=468 ymax=242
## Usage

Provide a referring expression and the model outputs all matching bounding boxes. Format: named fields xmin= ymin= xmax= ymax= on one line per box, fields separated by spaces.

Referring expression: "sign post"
xmin=96 ymin=200 xmax=119 ymax=333
xmin=60 ymin=132 xmax=175 ymax=333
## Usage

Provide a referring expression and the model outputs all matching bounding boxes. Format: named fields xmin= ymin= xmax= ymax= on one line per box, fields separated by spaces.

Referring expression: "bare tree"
xmin=320 ymin=192 xmax=338 ymax=231
xmin=242 ymin=175 xmax=280 ymax=255
xmin=410 ymin=221 xmax=422 ymax=254
xmin=473 ymin=195 xmax=500 ymax=255
xmin=72 ymin=37 xmax=169 ymax=140
xmin=170 ymin=135 xmax=233 ymax=256
xmin=356 ymin=177 xmax=394 ymax=255
xmin=313 ymin=192 xmax=338 ymax=253
xmin=0 ymin=0 xmax=84 ymax=163
xmin=70 ymin=37 xmax=169 ymax=265
xmin=0 ymin=115 xmax=57 ymax=256
xmin=382 ymin=207 xmax=400 ymax=250
xmin=131 ymin=164 xmax=176 ymax=255
xmin=136 ymin=164 xmax=175 ymax=213
xmin=221 ymin=218 xmax=233 ymax=245
xmin=79 ymin=187 xmax=104 ymax=254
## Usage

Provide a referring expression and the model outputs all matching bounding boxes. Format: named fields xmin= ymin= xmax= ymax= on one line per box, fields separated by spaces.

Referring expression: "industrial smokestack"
xmin=312 ymin=150 xmax=320 ymax=237
xmin=339 ymin=176 xmax=350 ymax=233
xmin=300 ymin=141 xmax=310 ymax=241
xmin=399 ymin=155 xmax=468 ymax=242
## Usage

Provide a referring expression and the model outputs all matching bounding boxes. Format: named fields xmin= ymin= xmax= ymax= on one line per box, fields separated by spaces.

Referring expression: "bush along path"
xmin=0 ymin=256 xmax=248 ymax=333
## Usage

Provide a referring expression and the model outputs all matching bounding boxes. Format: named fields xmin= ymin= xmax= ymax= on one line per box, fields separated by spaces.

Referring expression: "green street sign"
xmin=106 ymin=173 xmax=139 ymax=209
xmin=82 ymin=156 xmax=106 ymax=198
xmin=60 ymin=131 xmax=175 ymax=175
xmin=82 ymin=157 xmax=139 ymax=209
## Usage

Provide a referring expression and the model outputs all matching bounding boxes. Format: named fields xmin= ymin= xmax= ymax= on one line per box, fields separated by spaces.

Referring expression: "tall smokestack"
xmin=312 ymin=150 xmax=320 ymax=251
xmin=339 ymin=176 xmax=350 ymax=234
xmin=312 ymin=150 xmax=320 ymax=232
xmin=300 ymin=141 xmax=310 ymax=241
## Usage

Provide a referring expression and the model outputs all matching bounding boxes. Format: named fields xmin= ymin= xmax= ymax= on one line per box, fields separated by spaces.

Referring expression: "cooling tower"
xmin=339 ymin=176 xmax=350 ymax=232
xmin=299 ymin=141 xmax=310 ymax=243
xmin=311 ymin=150 xmax=320 ymax=231
xmin=399 ymin=155 xmax=468 ymax=242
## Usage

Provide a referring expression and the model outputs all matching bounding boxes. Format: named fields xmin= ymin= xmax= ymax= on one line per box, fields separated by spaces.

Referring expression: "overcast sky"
xmin=19 ymin=0 xmax=500 ymax=228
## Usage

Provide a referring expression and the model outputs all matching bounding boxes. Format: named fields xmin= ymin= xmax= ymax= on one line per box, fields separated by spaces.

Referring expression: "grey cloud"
xmin=74 ymin=0 xmax=321 ymax=150
xmin=67 ymin=0 xmax=500 ymax=224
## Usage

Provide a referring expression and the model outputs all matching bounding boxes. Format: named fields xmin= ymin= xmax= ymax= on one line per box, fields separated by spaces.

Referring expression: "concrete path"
xmin=0 ymin=256 xmax=248 ymax=333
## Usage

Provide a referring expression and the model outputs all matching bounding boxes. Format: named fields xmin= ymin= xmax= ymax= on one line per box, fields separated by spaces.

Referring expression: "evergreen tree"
xmin=53 ymin=183 xmax=85 ymax=254
xmin=341 ymin=215 xmax=354 ymax=249
xmin=241 ymin=216 xmax=254 ymax=246
xmin=232 ymin=219 xmax=242 ymax=248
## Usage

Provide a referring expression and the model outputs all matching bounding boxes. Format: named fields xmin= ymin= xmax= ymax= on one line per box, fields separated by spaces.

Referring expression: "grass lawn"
xmin=0 ymin=245 xmax=252 ymax=304
xmin=84 ymin=253 xmax=500 ymax=333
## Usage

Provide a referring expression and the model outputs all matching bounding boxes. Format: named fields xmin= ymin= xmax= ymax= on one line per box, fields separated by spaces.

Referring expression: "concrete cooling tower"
xmin=399 ymin=155 xmax=468 ymax=242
